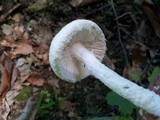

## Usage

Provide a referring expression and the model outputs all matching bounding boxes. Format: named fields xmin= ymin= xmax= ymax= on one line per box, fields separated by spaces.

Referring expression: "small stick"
xmin=0 ymin=3 xmax=22 ymax=23
xmin=110 ymin=0 xmax=129 ymax=64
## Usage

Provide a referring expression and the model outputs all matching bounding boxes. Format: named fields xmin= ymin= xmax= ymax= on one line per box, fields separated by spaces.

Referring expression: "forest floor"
xmin=0 ymin=0 xmax=160 ymax=120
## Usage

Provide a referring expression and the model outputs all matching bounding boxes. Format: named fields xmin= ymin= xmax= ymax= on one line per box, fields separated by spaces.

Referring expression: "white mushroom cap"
xmin=49 ymin=19 xmax=106 ymax=83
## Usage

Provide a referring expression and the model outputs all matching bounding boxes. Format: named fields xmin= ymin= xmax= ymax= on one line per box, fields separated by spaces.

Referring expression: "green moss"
xmin=16 ymin=86 xmax=32 ymax=101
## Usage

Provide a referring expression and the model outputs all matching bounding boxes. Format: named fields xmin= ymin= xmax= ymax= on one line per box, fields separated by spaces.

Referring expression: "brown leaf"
xmin=123 ymin=63 xmax=143 ymax=82
xmin=16 ymin=58 xmax=30 ymax=82
xmin=102 ymin=55 xmax=115 ymax=70
xmin=4 ymin=57 xmax=13 ymax=76
xmin=1 ymin=24 xmax=13 ymax=35
xmin=0 ymin=99 xmax=10 ymax=120
xmin=13 ymin=25 xmax=24 ymax=39
xmin=12 ymin=42 xmax=33 ymax=56
xmin=148 ymin=76 xmax=160 ymax=95
xmin=27 ymin=77 xmax=44 ymax=86
xmin=11 ymin=32 xmax=33 ymax=56
xmin=12 ymin=13 xmax=24 ymax=22
xmin=48 ymin=78 xmax=59 ymax=88
xmin=59 ymin=100 xmax=75 ymax=112
xmin=70 ymin=0 xmax=103 ymax=7
xmin=141 ymin=1 xmax=160 ymax=37
xmin=0 ymin=39 xmax=14 ymax=47
xmin=0 ymin=67 xmax=10 ymax=95
xmin=11 ymin=66 xmax=18 ymax=87
xmin=142 ymin=112 xmax=159 ymax=120
xmin=34 ymin=43 xmax=49 ymax=65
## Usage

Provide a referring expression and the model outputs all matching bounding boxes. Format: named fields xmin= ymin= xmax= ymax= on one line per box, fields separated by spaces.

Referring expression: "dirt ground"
xmin=0 ymin=0 xmax=160 ymax=120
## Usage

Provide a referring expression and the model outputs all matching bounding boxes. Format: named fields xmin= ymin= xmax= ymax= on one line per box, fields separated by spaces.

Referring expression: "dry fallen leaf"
xmin=27 ymin=77 xmax=44 ymax=86
xmin=4 ymin=57 xmax=13 ymax=76
xmin=1 ymin=24 xmax=13 ymax=35
xmin=13 ymin=25 xmax=24 ymax=40
xmin=0 ymin=67 xmax=10 ymax=96
xmin=48 ymin=78 xmax=59 ymax=88
xmin=26 ymin=0 xmax=53 ymax=12
xmin=12 ymin=42 xmax=34 ymax=56
xmin=141 ymin=1 xmax=160 ymax=37
xmin=12 ymin=32 xmax=34 ymax=56
xmin=0 ymin=57 xmax=12 ymax=101
xmin=11 ymin=66 xmax=18 ymax=87
xmin=6 ymin=89 xmax=19 ymax=106
xmin=0 ymin=98 xmax=10 ymax=120
xmin=0 ymin=36 xmax=16 ymax=48
xmin=16 ymin=58 xmax=30 ymax=82
xmin=70 ymin=0 xmax=102 ymax=7
xmin=12 ymin=13 xmax=24 ymax=22
xmin=59 ymin=100 xmax=75 ymax=112
xmin=34 ymin=43 xmax=49 ymax=65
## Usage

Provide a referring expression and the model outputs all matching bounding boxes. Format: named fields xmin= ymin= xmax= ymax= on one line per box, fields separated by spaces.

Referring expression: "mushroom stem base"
xmin=71 ymin=43 xmax=160 ymax=117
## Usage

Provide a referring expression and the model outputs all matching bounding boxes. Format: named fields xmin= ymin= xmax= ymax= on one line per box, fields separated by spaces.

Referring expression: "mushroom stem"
xmin=71 ymin=43 xmax=160 ymax=117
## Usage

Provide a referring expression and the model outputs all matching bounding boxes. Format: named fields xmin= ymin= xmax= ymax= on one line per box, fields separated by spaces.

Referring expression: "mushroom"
xmin=49 ymin=19 xmax=160 ymax=117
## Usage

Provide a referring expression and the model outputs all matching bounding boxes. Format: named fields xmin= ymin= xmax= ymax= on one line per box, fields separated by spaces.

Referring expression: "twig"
xmin=110 ymin=0 xmax=129 ymax=65
xmin=114 ymin=11 xmax=138 ymax=26
xmin=114 ymin=12 xmax=131 ymax=20
xmin=0 ymin=3 xmax=22 ymax=23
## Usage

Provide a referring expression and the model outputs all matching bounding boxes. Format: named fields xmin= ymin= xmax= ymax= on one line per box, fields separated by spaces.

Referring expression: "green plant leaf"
xmin=85 ymin=117 xmax=115 ymax=120
xmin=129 ymin=68 xmax=142 ymax=82
xmin=106 ymin=91 xmax=136 ymax=115
xmin=116 ymin=116 xmax=134 ymax=120
xmin=36 ymin=90 xmax=46 ymax=109
xmin=40 ymin=101 xmax=56 ymax=109
xmin=148 ymin=66 xmax=160 ymax=82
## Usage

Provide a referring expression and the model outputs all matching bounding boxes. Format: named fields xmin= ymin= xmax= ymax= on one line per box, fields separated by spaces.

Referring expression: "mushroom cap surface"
xmin=49 ymin=19 xmax=106 ymax=83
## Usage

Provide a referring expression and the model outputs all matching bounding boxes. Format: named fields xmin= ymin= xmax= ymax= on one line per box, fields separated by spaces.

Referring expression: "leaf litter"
xmin=0 ymin=0 xmax=160 ymax=120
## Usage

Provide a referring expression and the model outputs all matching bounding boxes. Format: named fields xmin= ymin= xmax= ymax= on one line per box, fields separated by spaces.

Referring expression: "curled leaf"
xmin=0 ymin=67 xmax=10 ymax=96
xmin=27 ymin=77 xmax=44 ymax=86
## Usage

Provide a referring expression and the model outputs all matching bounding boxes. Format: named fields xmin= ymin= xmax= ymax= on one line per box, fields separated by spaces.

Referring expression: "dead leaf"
xmin=0 ymin=3 xmax=21 ymax=23
xmin=12 ymin=13 xmax=24 ymax=22
xmin=4 ymin=35 xmax=15 ymax=43
xmin=0 ymin=98 xmax=10 ymax=120
xmin=34 ymin=43 xmax=49 ymax=65
xmin=59 ymin=100 xmax=75 ymax=112
xmin=4 ymin=57 xmax=13 ymax=76
xmin=128 ymin=41 xmax=147 ymax=65
xmin=141 ymin=1 xmax=160 ymax=37
xmin=12 ymin=42 xmax=33 ymax=56
xmin=141 ymin=112 xmax=160 ymax=120
xmin=6 ymin=89 xmax=19 ymax=106
xmin=13 ymin=25 xmax=24 ymax=39
xmin=1 ymin=24 xmax=13 ymax=35
xmin=70 ymin=0 xmax=102 ymax=7
xmin=123 ymin=62 xmax=143 ymax=82
xmin=0 ymin=39 xmax=15 ymax=49
xmin=102 ymin=55 xmax=115 ymax=70
xmin=27 ymin=77 xmax=44 ymax=86
xmin=10 ymin=31 xmax=33 ymax=56
xmin=16 ymin=58 xmax=30 ymax=82
xmin=148 ymin=74 xmax=160 ymax=95
xmin=48 ymin=78 xmax=59 ymax=88
xmin=26 ymin=0 xmax=53 ymax=12
xmin=11 ymin=66 xmax=18 ymax=87
xmin=0 ymin=67 xmax=10 ymax=96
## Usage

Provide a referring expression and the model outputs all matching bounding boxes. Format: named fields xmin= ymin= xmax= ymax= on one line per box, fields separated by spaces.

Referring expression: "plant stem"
xmin=71 ymin=43 xmax=160 ymax=117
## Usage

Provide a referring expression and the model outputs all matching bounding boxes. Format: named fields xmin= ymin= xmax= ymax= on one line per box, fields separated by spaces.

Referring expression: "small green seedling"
xmin=106 ymin=91 xmax=136 ymax=119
